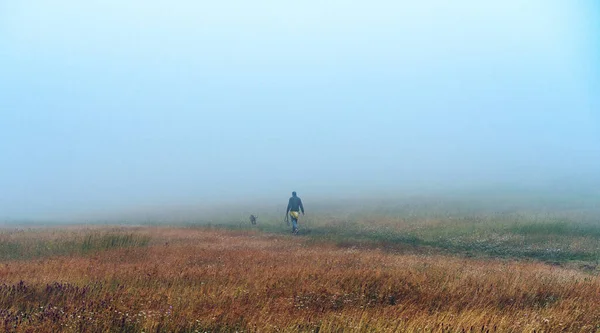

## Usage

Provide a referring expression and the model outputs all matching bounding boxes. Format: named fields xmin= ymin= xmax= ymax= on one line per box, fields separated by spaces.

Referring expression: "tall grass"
xmin=0 ymin=227 xmax=599 ymax=332
xmin=0 ymin=228 xmax=150 ymax=261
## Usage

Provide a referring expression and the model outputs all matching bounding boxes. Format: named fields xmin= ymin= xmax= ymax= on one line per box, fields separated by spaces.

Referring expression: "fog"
xmin=1 ymin=0 xmax=599 ymax=221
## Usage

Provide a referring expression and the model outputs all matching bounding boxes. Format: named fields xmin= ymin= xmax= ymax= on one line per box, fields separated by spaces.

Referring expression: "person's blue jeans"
xmin=291 ymin=217 xmax=298 ymax=232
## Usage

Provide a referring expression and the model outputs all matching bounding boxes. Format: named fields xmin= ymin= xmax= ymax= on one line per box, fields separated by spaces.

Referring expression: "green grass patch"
xmin=0 ymin=230 xmax=151 ymax=261
xmin=180 ymin=212 xmax=600 ymax=265
xmin=508 ymin=221 xmax=600 ymax=238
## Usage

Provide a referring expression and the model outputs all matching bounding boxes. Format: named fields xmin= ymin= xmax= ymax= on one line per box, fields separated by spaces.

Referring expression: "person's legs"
xmin=292 ymin=217 xmax=298 ymax=233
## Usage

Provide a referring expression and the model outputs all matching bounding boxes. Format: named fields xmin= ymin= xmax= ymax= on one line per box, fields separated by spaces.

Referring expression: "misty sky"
xmin=1 ymin=0 xmax=599 ymax=220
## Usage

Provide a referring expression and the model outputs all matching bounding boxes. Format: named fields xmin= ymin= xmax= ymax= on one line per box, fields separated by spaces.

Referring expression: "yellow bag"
xmin=289 ymin=211 xmax=300 ymax=219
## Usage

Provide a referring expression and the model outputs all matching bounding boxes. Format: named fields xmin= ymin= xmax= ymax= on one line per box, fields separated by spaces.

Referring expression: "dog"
xmin=249 ymin=214 xmax=258 ymax=225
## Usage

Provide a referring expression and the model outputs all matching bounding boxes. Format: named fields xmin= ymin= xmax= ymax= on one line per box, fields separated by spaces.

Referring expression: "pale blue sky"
xmin=1 ymin=0 xmax=599 ymax=219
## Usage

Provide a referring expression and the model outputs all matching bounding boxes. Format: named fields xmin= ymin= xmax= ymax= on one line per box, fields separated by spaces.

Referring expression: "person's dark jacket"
xmin=287 ymin=196 xmax=304 ymax=214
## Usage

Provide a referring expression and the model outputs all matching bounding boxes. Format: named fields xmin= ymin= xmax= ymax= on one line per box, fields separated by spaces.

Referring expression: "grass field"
xmin=1 ymin=196 xmax=600 ymax=332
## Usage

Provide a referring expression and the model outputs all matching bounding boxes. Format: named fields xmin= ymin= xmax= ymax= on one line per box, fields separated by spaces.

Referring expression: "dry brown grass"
xmin=1 ymin=227 xmax=599 ymax=332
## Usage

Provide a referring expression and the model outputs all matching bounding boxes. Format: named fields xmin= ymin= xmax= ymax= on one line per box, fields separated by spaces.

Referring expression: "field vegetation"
xmin=1 ymin=195 xmax=599 ymax=332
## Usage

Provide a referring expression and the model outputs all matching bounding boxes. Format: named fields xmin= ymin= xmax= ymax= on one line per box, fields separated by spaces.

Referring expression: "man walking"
xmin=285 ymin=191 xmax=305 ymax=234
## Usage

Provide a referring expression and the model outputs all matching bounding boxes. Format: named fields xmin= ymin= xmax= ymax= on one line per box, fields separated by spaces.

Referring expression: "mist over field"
xmin=1 ymin=0 xmax=599 ymax=222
